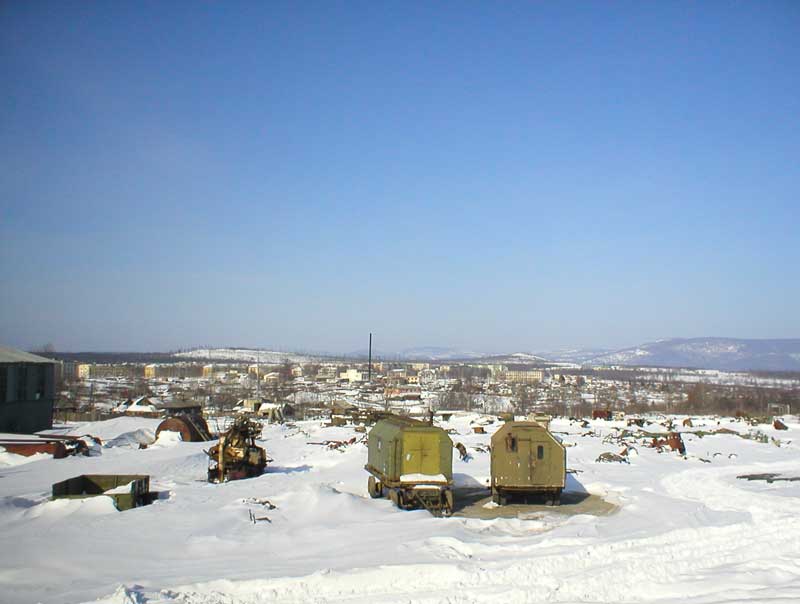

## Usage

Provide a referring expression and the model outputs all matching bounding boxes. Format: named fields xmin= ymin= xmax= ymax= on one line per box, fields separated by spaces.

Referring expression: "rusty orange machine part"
xmin=651 ymin=432 xmax=686 ymax=455
xmin=0 ymin=440 xmax=68 ymax=458
xmin=156 ymin=415 xmax=212 ymax=442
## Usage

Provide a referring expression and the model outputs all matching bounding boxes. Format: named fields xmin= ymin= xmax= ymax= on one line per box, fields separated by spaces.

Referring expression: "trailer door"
xmin=517 ymin=436 xmax=534 ymax=483
xmin=531 ymin=439 xmax=549 ymax=484
xmin=403 ymin=431 xmax=436 ymax=477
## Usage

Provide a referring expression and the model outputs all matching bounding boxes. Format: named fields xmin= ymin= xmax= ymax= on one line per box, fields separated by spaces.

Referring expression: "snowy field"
xmin=1 ymin=414 xmax=799 ymax=604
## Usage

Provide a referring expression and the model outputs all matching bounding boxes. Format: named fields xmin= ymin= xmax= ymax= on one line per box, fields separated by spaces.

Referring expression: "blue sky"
xmin=1 ymin=1 xmax=798 ymax=353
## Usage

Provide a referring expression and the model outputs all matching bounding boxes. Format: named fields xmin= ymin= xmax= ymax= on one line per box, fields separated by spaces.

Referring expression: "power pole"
xmin=255 ymin=351 xmax=260 ymax=401
xmin=368 ymin=332 xmax=372 ymax=383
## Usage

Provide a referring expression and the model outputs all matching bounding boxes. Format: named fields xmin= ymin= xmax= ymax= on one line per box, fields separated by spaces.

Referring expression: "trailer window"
xmin=537 ymin=445 xmax=544 ymax=460
xmin=507 ymin=435 xmax=517 ymax=452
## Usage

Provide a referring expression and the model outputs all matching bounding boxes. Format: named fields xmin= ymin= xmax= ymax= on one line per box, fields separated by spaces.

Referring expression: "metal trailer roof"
xmin=0 ymin=346 xmax=58 ymax=364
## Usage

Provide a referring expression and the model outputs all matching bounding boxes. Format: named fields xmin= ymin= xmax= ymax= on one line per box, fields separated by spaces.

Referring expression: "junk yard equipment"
xmin=207 ymin=416 xmax=269 ymax=483
xmin=365 ymin=415 xmax=454 ymax=516
xmin=52 ymin=474 xmax=151 ymax=511
xmin=490 ymin=421 xmax=566 ymax=505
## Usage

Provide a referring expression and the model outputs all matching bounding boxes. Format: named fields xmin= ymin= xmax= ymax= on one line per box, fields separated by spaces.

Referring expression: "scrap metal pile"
xmin=307 ymin=436 xmax=360 ymax=451
xmin=207 ymin=416 xmax=270 ymax=483
xmin=0 ymin=433 xmax=100 ymax=458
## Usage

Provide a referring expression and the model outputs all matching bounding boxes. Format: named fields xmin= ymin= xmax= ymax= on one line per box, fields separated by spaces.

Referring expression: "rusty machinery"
xmin=207 ymin=416 xmax=270 ymax=483
xmin=156 ymin=414 xmax=212 ymax=442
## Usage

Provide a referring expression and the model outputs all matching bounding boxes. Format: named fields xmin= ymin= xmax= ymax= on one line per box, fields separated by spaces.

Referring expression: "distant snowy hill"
xmin=347 ymin=347 xmax=488 ymax=361
xmin=470 ymin=352 xmax=564 ymax=365
xmin=173 ymin=348 xmax=317 ymax=364
xmin=173 ymin=339 xmax=800 ymax=371
xmin=584 ymin=338 xmax=800 ymax=371
xmin=399 ymin=347 xmax=487 ymax=361
xmin=533 ymin=348 xmax=613 ymax=364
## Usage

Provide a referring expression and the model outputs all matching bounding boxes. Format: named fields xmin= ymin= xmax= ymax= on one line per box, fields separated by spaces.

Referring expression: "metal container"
xmin=490 ymin=421 xmax=566 ymax=505
xmin=52 ymin=474 xmax=151 ymax=511
xmin=365 ymin=415 xmax=454 ymax=516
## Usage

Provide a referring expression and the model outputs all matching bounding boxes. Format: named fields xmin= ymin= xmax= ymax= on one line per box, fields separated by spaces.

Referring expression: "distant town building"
xmin=61 ymin=361 xmax=80 ymax=381
xmin=0 ymin=346 xmax=57 ymax=433
xmin=384 ymin=385 xmax=422 ymax=401
xmin=262 ymin=371 xmax=280 ymax=385
xmin=339 ymin=368 xmax=364 ymax=383
xmin=144 ymin=364 xmax=203 ymax=379
xmin=418 ymin=368 xmax=437 ymax=385
xmin=316 ymin=365 xmax=337 ymax=380
xmin=501 ymin=368 xmax=544 ymax=384
xmin=122 ymin=396 xmax=160 ymax=415
xmin=80 ymin=364 xmax=142 ymax=379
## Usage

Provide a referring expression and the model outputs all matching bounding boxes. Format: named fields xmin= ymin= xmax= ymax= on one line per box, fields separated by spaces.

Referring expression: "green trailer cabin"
xmin=490 ymin=421 xmax=566 ymax=505
xmin=52 ymin=474 xmax=151 ymax=511
xmin=365 ymin=415 xmax=454 ymax=515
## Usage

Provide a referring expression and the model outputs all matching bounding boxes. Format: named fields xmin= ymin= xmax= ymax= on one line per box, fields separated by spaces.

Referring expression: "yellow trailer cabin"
xmin=490 ymin=421 xmax=566 ymax=505
xmin=365 ymin=415 xmax=454 ymax=516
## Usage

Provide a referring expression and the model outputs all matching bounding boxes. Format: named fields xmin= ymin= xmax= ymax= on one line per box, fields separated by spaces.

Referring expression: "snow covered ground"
xmin=1 ymin=414 xmax=799 ymax=604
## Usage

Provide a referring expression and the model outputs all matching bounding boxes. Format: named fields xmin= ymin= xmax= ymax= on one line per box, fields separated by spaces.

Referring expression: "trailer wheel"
xmin=389 ymin=489 xmax=399 ymax=507
xmin=545 ymin=491 xmax=561 ymax=506
xmin=368 ymin=476 xmax=382 ymax=498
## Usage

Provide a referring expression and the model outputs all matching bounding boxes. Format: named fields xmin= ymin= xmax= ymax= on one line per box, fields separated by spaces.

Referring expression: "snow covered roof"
xmin=0 ymin=346 xmax=57 ymax=364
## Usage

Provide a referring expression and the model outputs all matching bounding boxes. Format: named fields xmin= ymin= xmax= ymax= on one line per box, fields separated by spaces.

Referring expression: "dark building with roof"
xmin=0 ymin=346 xmax=57 ymax=433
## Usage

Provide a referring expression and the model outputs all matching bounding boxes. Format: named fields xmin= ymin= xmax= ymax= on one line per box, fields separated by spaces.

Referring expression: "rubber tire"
xmin=368 ymin=475 xmax=381 ymax=498
xmin=389 ymin=489 xmax=399 ymax=507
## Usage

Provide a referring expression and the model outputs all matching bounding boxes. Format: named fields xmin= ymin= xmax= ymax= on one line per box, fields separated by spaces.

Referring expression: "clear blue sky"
xmin=1 ymin=1 xmax=798 ymax=353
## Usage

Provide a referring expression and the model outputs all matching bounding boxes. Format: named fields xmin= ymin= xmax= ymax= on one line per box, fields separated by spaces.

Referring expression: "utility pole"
xmin=368 ymin=332 xmax=373 ymax=383
xmin=255 ymin=351 xmax=260 ymax=401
